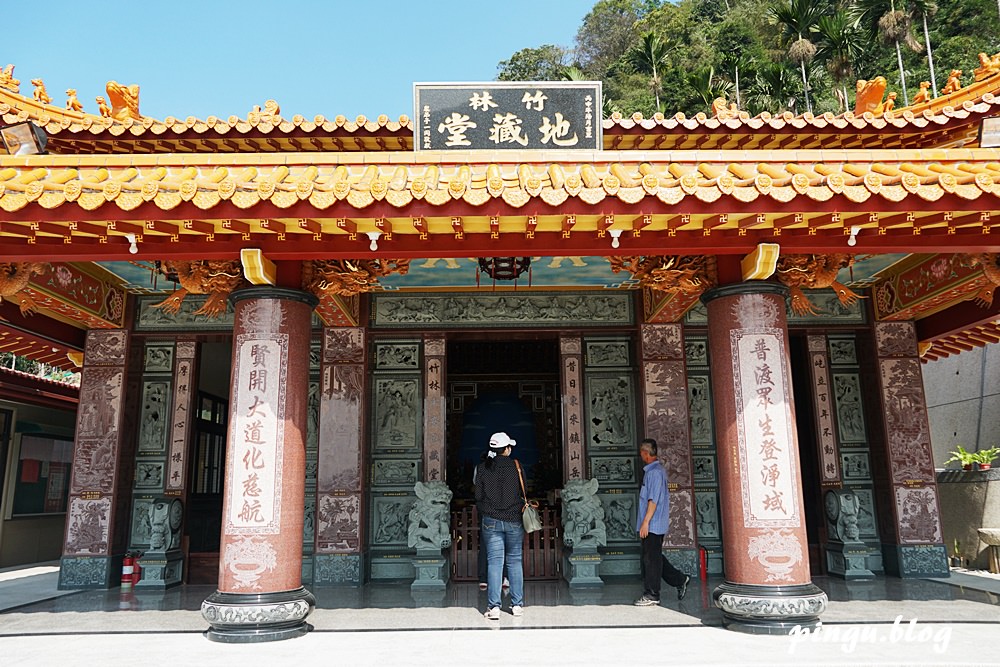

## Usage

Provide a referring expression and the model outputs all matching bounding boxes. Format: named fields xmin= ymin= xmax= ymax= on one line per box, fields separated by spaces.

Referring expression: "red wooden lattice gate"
xmin=450 ymin=505 xmax=562 ymax=580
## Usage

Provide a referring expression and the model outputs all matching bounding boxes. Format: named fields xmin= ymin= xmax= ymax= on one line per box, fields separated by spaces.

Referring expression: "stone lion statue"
xmin=561 ymin=478 xmax=607 ymax=549
xmin=407 ymin=481 xmax=453 ymax=550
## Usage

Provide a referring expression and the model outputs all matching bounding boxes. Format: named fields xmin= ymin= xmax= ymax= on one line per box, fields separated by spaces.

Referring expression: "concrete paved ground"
xmin=1 ymin=565 xmax=999 ymax=666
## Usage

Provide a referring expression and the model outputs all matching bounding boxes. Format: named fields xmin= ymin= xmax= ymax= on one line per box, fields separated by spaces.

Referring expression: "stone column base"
xmin=713 ymin=581 xmax=827 ymax=635
xmin=411 ymin=549 xmax=450 ymax=592
xmin=202 ymin=587 xmax=315 ymax=643
xmin=825 ymin=542 xmax=876 ymax=580
xmin=136 ymin=550 xmax=184 ymax=589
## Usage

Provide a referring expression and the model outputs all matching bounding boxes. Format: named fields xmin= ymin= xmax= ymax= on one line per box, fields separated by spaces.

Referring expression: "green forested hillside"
xmin=497 ymin=0 xmax=1000 ymax=117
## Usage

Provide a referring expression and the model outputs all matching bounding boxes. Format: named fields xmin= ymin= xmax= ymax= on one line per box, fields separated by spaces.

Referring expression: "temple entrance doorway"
xmin=446 ymin=337 xmax=563 ymax=581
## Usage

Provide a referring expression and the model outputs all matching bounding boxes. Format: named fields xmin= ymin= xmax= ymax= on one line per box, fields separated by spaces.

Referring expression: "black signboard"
xmin=414 ymin=82 xmax=602 ymax=151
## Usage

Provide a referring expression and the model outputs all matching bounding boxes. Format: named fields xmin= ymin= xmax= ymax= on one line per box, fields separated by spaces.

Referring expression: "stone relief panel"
xmin=687 ymin=374 xmax=713 ymax=445
xmin=833 ymin=373 xmax=866 ymax=444
xmin=59 ymin=557 xmax=110 ymax=588
xmin=599 ymin=493 xmax=636 ymax=542
xmin=323 ymin=327 xmax=364 ymax=364
xmin=695 ymin=491 xmax=720 ymax=539
xmin=685 ymin=339 xmax=709 ymax=367
xmin=589 ymin=456 xmax=636 ymax=485
xmin=316 ymin=493 xmax=361 ymax=553
xmin=130 ymin=498 xmax=154 ymax=546
xmin=585 ymin=341 xmax=630 ymax=368
xmin=875 ymin=322 xmax=917 ymax=357
xmin=560 ymin=337 xmax=582 ymax=355
xmin=693 ymin=455 xmax=716 ymax=484
xmin=135 ymin=295 xmax=235 ymax=331
xmin=319 ymin=364 xmax=364 ymax=491
xmin=666 ymin=488 xmax=695 ymax=547
xmin=143 ymin=345 xmax=174 ymax=373
xmin=85 ymin=330 xmax=128 ymax=365
xmin=640 ymin=324 xmax=683 ymax=361
xmin=314 ymin=554 xmax=361 ymax=585
xmin=370 ymin=495 xmax=415 ymax=546
xmin=372 ymin=460 xmax=419 ymax=487
xmin=374 ymin=343 xmax=420 ymax=370
xmin=899 ymin=544 xmax=949 ymax=577
xmin=310 ymin=342 xmax=322 ymax=371
xmin=747 ymin=529 xmax=804 ymax=583
xmin=303 ymin=495 xmax=316 ymax=546
xmin=137 ymin=381 xmax=170 ymax=453
xmin=372 ymin=293 xmax=633 ymax=328
xmin=642 ymin=360 xmax=691 ymax=481
xmin=135 ymin=462 xmax=164 ymax=489
xmin=373 ymin=377 xmax=420 ymax=451
xmin=828 ymin=338 xmax=857 ymax=365
xmin=842 ymin=452 xmax=872 ymax=481
xmin=854 ymin=487 xmax=878 ymax=539
xmin=879 ymin=358 xmax=934 ymax=482
xmin=77 ymin=367 xmax=122 ymax=439
xmin=221 ymin=534 xmax=278 ymax=591
xmin=895 ymin=486 xmax=943 ymax=544
xmin=586 ymin=375 xmax=635 ymax=449
xmin=65 ymin=497 xmax=112 ymax=555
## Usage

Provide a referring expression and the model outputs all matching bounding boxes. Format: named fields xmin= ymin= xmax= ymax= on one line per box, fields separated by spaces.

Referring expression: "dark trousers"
xmin=641 ymin=532 xmax=687 ymax=599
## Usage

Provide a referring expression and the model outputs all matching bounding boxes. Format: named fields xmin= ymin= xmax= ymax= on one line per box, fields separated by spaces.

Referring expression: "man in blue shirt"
xmin=635 ymin=437 xmax=690 ymax=606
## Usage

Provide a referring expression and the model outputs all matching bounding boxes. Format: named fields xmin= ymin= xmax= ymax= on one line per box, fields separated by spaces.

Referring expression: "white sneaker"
xmin=484 ymin=607 xmax=500 ymax=620
xmin=511 ymin=605 xmax=523 ymax=617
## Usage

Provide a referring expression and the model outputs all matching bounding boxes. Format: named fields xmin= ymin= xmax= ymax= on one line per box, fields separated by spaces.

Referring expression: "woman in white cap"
xmin=475 ymin=431 xmax=525 ymax=619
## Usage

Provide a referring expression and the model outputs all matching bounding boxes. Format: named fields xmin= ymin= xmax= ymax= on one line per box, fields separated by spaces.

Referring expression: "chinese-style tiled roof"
xmin=0 ymin=324 xmax=81 ymax=371
xmin=2 ymin=65 xmax=999 ymax=154
xmin=1 ymin=150 xmax=998 ymax=257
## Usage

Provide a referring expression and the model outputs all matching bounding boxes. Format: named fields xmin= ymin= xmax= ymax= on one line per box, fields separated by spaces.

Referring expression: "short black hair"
xmin=640 ymin=438 xmax=657 ymax=456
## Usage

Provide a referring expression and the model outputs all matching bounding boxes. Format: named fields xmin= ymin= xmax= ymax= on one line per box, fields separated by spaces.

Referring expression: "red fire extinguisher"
xmin=121 ymin=553 xmax=135 ymax=589
xmin=132 ymin=552 xmax=143 ymax=585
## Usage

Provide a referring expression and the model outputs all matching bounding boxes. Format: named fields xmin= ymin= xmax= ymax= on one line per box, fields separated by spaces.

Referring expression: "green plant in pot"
xmin=944 ymin=445 xmax=1000 ymax=470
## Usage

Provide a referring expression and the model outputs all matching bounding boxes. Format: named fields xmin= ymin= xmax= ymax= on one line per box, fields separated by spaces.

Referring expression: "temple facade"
xmin=2 ymin=58 xmax=1000 ymax=639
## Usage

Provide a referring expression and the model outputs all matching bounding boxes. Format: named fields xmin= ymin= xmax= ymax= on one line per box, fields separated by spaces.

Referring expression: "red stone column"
xmin=201 ymin=287 xmax=317 ymax=643
xmin=702 ymin=282 xmax=826 ymax=634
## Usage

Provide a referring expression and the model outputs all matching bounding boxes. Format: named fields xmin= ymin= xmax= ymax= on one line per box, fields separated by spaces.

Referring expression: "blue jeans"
xmin=482 ymin=517 xmax=524 ymax=609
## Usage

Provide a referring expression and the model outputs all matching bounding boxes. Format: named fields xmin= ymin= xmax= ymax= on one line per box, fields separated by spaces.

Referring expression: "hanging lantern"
xmin=477 ymin=257 xmax=531 ymax=281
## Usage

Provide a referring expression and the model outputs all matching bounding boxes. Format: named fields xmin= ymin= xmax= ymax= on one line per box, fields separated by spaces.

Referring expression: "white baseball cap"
xmin=489 ymin=432 xmax=516 ymax=448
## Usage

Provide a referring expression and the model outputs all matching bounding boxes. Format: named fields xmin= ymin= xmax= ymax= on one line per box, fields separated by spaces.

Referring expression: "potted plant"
xmin=971 ymin=446 xmax=1000 ymax=470
xmin=944 ymin=445 xmax=1000 ymax=470
xmin=950 ymin=539 xmax=963 ymax=568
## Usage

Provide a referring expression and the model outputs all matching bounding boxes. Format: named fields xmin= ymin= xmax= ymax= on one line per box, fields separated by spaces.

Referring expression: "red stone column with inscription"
xmin=59 ymin=329 xmax=136 ymax=589
xmin=202 ymin=287 xmax=317 ymax=643
xmin=701 ymin=282 xmax=826 ymax=634
xmin=871 ymin=322 xmax=948 ymax=577
xmin=639 ymin=323 xmax=697 ymax=570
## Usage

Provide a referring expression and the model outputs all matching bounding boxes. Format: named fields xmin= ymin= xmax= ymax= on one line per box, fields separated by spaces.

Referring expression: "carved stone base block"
xmin=313 ymin=554 xmax=362 ymax=586
xmin=563 ymin=547 xmax=604 ymax=588
xmin=411 ymin=549 xmax=449 ymax=592
xmin=713 ymin=582 xmax=827 ymax=635
xmin=824 ymin=542 xmax=875 ymax=580
xmin=886 ymin=544 xmax=949 ymax=578
xmin=59 ymin=556 xmax=114 ymax=589
xmin=136 ymin=550 xmax=184 ymax=589
xmin=202 ymin=587 xmax=316 ymax=643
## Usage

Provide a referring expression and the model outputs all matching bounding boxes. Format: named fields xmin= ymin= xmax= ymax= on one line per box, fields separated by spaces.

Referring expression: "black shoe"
xmin=633 ymin=595 xmax=659 ymax=606
xmin=677 ymin=575 xmax=690 ymax=601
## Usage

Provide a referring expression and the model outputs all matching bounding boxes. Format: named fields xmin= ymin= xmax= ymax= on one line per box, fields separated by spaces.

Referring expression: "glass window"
xmin=11 ymin=434 xmax=73 ymax=516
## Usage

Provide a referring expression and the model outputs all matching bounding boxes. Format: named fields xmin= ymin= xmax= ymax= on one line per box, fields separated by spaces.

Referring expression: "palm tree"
xmin=857 ymin=0 xmax=924 ymax=106
xmin=627 ymin=31 xmax=672 ymax=114
xmin=720 ymin=50 xmax=753 ymax=110
xmin=749 ymin=62 xmax=801 ymax=114
xmin=816 ymin=11 xmax=864 ymax=112
xmin=689 ymin=67 xmax=735 ymax=111
xmin=771 ymin=0 xmax=827 ymax=114
xmin=908 ymin=0 xmax=939 ymax=97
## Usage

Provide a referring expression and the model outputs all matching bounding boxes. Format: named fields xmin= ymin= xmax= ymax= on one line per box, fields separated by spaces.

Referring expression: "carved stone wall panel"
xmin=372 ymin=293 xmax=633 ymax=328
xmin=84 ymin=330 xmax=128 ymax=365
xmin=641 ymin=361 xmax=691 ymax=482
xmin=875 ymin=322 xmax=917 ymax=357
xmin=370 ymin=494 xmax=415 ymax=547
xmin=374 ymin=343 xmax=420 ymax=370
xmin=894 ymin=486 xmax=943 ymax=543
xmin=65 ymin=496 xmax=112 ymax=555
xmin=316 ymin=492 xmax=361 ymax=553
xmin=667 ymin=487 xmax=696 ymax=547
xmin=640 ymin=323 xmax=683 ymax=361
xmin=878 ymin=359 xmax=935 ymax=482
xmin=137 ymin=380 xmax=171 ymax=453
xmin=372 ymin=459 xmax=420 ymax=486
xmin=323 ymin=327 xmax=364 ymax=363
xmin=319 ymin=363 xmax=364 ymax=492
xmin=695 ymin=490 xmax=721 ymax=539
xmin=313 ymin=554 xmax=362 ymax=585
xmin=585 ymin=340 xmax=631 ymax=367
xmin=166 ymin=342 xmax=197 ymax=494
xmin=59 ymin=557 xmax=111 ymax=589
xmin=589 ymin=456 xmax=636 ymax=485
xmin=586 ymin=374 xmax=636 ymax=450
xmin=143 ymin=345 xmax=174 ymax=372
xmin=598 ymin=492 xmax=636 ymax=542
xmin=372 ymin=377 xmax=421 ymax=451
xmin=688 ymin=374 xmax=713 ymax=445
xmin=685 ymin=339 xmax=709 ymax=367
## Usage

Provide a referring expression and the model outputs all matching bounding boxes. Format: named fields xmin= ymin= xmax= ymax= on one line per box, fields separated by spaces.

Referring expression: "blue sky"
xmin=5 ymin=1 xmax=595 ymax=121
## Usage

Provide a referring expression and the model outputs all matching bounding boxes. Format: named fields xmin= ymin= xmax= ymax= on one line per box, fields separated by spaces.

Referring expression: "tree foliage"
xmin=496 ymin=0 xmax=1000 ymax=117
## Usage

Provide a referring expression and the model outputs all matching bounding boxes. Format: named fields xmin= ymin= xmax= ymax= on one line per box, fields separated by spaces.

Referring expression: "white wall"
xmin=922 ymin=343 xmax=1000 ymax=468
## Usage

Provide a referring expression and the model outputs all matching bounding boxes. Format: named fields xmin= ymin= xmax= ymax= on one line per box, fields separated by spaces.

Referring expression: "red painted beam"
xmin=915 ymin=298 xmax=1000 ymax=342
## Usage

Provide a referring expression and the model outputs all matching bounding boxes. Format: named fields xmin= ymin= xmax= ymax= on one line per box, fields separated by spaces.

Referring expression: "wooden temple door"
xmin=184 ymin=391 xmax=228 ymax=583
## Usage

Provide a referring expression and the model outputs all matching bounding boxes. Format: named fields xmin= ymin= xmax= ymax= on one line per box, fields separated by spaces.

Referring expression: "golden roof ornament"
xmin=65 ymin=89 xmax=83 ymax=112
xmin=151 ymin=260 xmax=245 ymax=318
xmin=105 ymin=81 xmax=142 ymax=121
xmin=0 ymin=262 xmax=45 ymax=316
xmin=302 ymin=259 xmax=410 ymax=297
xmin=711 ymin=97 xmax=739 ymax=120
xmin=95 ymin=95 xmax=112 ymax=118
xmin=973 ymin=52 xmax=1000 ymax=82
xmin=0 ymin=64 xmax=19 ymax=93
xmin=912 ymin=81 xmax=931 ymax=105
xmin=966 ymin=254 xmax=1000 ymax=307
xmin=854 ymin=77 xmax=887 ymax=115
xmin=775 ymin=253 xmax=865 ymax=316
xmin=609 ymin=255 xmax=713 ymax=297
xmin=941 ymin=70 xmax=963 ymax=95
xmin=31 ymin=78 xmax=51 ymax=105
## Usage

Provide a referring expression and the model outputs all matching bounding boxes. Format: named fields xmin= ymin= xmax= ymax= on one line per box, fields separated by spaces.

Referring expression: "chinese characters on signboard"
xmin=414 ymin=82 xmax=602 ymax=151
xmin=166 ymin=358 xmax=193 ymax=492
xmin=732 ymin=330 xmax=800 ymax=528
xmin=225 ymin=335 xmax=287 ymax=534
xmin=563 ymin=355 xmax=584 ymax=480
xmin=808 ymin=339 xmax=841 ymax=484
